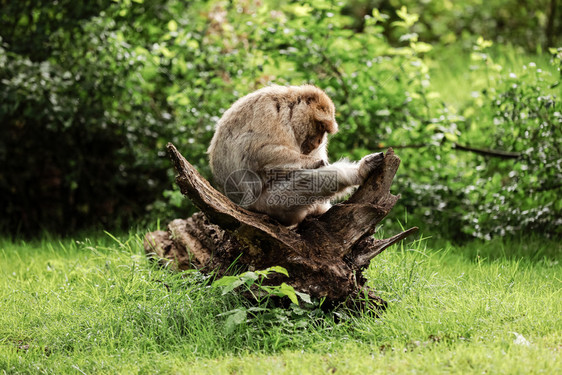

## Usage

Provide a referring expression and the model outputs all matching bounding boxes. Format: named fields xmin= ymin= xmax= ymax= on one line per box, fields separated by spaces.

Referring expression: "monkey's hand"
xmin=310 ymin=159 xmax=328 ymax=169
xmin=298 ymin=155 xmax=327 ymax=170
xmin=358 ymin=152 xmax=384 ymax=181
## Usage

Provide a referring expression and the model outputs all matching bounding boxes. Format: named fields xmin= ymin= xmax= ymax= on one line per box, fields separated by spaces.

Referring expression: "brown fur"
xmin=208 ymin=85 xmax=380 ymax=225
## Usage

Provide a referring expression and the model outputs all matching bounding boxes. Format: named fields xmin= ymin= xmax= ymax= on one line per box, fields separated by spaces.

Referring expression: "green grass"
xmin=1 ymin=233 xmax=560 ymax=374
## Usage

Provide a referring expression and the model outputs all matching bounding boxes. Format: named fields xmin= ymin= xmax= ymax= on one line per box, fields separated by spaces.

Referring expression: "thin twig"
xmin=452 ymin=142 xmax=521 ymax=159
xmin=318 ymin=49 xmax=350 ymax=99
xmin=368 ymin=142 xmax=521 ymax=159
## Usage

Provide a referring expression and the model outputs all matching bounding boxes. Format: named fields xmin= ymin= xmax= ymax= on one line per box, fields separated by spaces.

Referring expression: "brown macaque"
xmin=208 ymin=85 xmax=381 ymax=226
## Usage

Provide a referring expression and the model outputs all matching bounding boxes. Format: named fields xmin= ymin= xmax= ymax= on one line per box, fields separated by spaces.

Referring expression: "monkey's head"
xmin=292 ymin=85 xmax=338 ymax=155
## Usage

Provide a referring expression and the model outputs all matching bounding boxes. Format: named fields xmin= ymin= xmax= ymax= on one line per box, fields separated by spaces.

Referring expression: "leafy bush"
xmin=391 ymin=43 xmax=561 ymax=239
xmin=0 ymin=3 xmax=176 ymax=233
xmin=459 ymin=47 xmax=562 ymax=238
xmin=341 ymin=0 xmax=562 ymax=51
xmin=0 ymin=0 xmax=559 ymax=239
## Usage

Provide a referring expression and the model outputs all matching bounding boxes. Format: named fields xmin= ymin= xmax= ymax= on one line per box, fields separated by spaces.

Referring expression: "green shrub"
xmin=459 ymin=48 xmax=562 ymax=238
xmin=0 ymin=0 xmax=178 ymax=233
xmin=0 ymin=0 xmax=559 ymax=239
xmin=341 ymin=0 xmax=561 ymax=51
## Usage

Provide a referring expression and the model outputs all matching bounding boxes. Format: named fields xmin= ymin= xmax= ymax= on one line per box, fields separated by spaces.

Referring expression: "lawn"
xmin=1 ymin=233 xmax=560 ymax=374
xmin=1 ymin=1 xmax=560 ymax=373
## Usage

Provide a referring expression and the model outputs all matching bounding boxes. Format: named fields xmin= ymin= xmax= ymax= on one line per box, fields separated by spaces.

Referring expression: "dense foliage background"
xmin=1 ymin=0 xmax=560 ymax=239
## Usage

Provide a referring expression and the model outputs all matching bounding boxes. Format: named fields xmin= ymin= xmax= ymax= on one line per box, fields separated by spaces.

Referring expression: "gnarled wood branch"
xmin=144 ymin=143 xmax=418 ymax=308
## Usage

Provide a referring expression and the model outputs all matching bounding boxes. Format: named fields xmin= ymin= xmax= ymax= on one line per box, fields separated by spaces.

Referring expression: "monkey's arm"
xmin=265 ymin=153 xmax=382 ymax=199
xmin=251 ymin=153 xmax=383 ymax=226
xmin=253 ymin=144 xmax=326 ymax=171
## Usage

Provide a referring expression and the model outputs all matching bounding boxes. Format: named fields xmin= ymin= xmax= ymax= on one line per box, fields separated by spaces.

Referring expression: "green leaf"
xmin=279 ymin=283 xmax=299 ymax=305
xmin=240 ymin=271 xmax=259 ymax=282
xmin=476 ymin=36 xmax=493 ymax=49
xmin=267 ymin=266 xmax=289 ymax=277
xmin=224 ymin=309 xmax=247 ymax=334
xmin=254 ymin=266 xmax=289 ymax=278
xmin=395 ymin=6 xmax=419 ymax=28
xmin=212 ymin=276 xmax=245 ymax=295
xmin=167 ymin=20 xmax=178 ymax=32
xmin=410 ymin=42 xmax=432 ymax=54
xmin=295 ymin=291 xmax=312 ymax=304
xmin=444 ymin=132 xmax=459 ymax=142
xmin=371 ymin=9 xmax=389 ymax=23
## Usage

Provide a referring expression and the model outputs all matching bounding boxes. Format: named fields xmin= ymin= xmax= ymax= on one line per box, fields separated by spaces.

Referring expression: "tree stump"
xmin=144 ymin=143 xmax=418 ymax=309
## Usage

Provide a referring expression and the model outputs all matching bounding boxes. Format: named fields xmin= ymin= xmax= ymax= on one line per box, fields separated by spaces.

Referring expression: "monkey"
xmin=207 ymin=84 xmax=382 ymax=226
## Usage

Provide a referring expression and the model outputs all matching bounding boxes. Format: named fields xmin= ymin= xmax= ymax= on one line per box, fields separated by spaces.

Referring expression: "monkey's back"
xmin=207 ymin=86 xmax=302 ymax=189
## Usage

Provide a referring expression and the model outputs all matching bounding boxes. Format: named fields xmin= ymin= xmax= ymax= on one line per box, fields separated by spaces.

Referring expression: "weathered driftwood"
xmin=144 ymin=143 xmax=418 ymax=309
